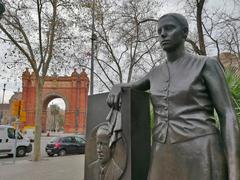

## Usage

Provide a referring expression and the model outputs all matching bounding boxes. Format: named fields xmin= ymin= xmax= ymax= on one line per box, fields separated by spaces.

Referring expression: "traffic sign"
xmin=11 ymin=100 xmax=21 ymax=116
xmin=20 ymin=111 xmax=26 ymax=122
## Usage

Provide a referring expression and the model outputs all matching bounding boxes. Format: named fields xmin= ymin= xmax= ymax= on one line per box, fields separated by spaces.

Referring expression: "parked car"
xmin=0 ymin=125 xmax=32 ymax=157
xmin=45 ymin=135 xmax=86 ymax=156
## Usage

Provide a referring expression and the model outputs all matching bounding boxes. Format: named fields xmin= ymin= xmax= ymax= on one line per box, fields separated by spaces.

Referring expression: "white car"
xmin=0 ymin=125 xmax=32 ymax=157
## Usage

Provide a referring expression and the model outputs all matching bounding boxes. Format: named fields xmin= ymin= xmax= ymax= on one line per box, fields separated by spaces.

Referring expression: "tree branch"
xmin=43 ymin=0 xmax=58 ymax=77
xmin=186 ymin=38 xmax=202 ymax=55
xmin=0 ymin=23 xmax=37 ymax=72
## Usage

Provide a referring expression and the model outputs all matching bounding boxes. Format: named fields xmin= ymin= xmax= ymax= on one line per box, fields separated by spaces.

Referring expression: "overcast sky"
xmin=0 ymin=0 xmax=238 ymax=107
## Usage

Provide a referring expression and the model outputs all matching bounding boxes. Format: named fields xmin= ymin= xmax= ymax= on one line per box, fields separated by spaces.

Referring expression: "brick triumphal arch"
xmin=21 ymin=68 xmax=89 ymax=134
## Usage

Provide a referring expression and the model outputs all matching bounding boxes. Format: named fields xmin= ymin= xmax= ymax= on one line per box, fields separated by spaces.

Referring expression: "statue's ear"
xmin=183 ymin=27 xmax=188 ymax=39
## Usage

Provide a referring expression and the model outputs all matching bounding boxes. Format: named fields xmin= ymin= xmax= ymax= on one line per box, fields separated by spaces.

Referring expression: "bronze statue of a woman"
xmin=107 ymin=13 xmax=240 ymax=180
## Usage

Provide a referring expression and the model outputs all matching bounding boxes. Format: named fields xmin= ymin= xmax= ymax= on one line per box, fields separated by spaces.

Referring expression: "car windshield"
xmin=7 ymin=128 xmax=23 ymax=139
xmin=75 ymin=136 xmax=86 ymax=144
xmin=50 ymin=137 xmax=60 ymax=143
xmin=61 ymin=136 xmax=76 ymax=143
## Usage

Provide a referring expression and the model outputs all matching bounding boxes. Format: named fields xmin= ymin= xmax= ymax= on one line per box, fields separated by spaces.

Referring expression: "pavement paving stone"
xmin=0 ymin=155 xmax=85 ymax=180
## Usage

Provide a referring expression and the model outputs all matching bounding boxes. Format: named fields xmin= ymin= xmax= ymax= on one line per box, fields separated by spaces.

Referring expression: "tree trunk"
xmin=33 ymin=77 xmax=44 ymax=161
xmin=196 ymin=0 xmax=206 ymax=55
xmin=127 ymin=63 xmax=134 ymax=83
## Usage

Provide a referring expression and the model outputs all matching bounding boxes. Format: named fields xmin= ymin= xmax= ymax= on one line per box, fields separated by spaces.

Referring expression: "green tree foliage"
xmin=225 ymin=68 xmax=240 ymax=123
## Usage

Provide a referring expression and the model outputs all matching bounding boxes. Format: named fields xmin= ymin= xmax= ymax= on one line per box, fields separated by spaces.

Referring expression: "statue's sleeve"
xmin=118 ymin=69 xmax=152 ymax=91
xmin=203 ymin=57 xmax=240 ymax=180
xmin=107 ymin=66 xmax=154 ymax=109
xmin=129 ymin=72 xmax=151 ymax=91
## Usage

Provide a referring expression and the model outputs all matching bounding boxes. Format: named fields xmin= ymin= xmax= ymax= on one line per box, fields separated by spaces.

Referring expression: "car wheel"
xmin=16 ymin=147 xmax=26 ymax=157
xmin=47 ymin=153 xmax=54 ymax=157
xmin=80 ymin=148 xmax=85 ymax=154
xmin=58 ymin=149 xmax=66 ymax=156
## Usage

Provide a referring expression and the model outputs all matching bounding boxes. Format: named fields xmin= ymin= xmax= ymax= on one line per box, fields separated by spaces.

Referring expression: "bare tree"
xmin=184 ymin=0 xmax=240 ymax=68
xmin=220 ymin=14 xmax=240 ymax=61
xmin=75 ymin=0 xmax=165 ymax=91
xmin=184 ymin=0 xmax=207 ymax=55
xmin=0 ymin=0 xmax=67 ymax=161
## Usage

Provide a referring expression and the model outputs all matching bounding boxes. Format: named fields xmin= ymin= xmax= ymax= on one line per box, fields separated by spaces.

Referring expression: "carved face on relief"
xmin=96 ymin=128 xmax=111 ymax=166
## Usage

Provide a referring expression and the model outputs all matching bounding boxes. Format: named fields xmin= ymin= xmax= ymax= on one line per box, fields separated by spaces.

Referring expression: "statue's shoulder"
xmin=196 ymin=55 xmax=224 ymax=73
xmin=88 ymin=160 xmax=99 ymax=168
xmin=107 ymin=159 xmax=123 ymax=178
xmin=187 ymin=53 xmax=220 ymax=67
xmin=186 ymin=53 xmax=206 ymax=61
xmin=86 ymin=160 xmax=99 ymax=179
xmin=205 ymin=56 xmax=219 ymax=65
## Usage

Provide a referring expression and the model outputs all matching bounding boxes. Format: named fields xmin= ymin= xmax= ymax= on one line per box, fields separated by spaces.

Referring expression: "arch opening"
xmin=42 ymin=94 xmax=68 ymax=133
xmin=47 ymin=98 xmax=66 ymax=132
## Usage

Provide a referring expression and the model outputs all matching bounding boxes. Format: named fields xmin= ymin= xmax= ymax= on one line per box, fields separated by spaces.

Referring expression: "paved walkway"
xmin=0 ymin=155 xmax=85 ymax=180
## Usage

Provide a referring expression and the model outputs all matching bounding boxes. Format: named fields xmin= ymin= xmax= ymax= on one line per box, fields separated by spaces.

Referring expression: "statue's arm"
xmin=107 ymin=72 xmax=151 ymax=109
xmin=203 ymin=58 xmax=240 ymax=180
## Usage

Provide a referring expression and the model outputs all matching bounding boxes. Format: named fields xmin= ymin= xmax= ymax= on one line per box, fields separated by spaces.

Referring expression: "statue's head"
xmin=96 ymin=124 xmax=112 ymax=166
xmin=0 ymin=0 xmax=5 ymax=16
xmin=158 ymin=13 xmax=189 ymax=52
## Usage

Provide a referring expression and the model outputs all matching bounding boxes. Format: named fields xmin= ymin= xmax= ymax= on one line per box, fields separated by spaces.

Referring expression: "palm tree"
xmin=225 ymin=68 xmax=240 ymax=123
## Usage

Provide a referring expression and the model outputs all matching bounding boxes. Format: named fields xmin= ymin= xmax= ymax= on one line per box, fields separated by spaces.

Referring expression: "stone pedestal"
xmin=85 ymin=88 xmax=151 ymax=180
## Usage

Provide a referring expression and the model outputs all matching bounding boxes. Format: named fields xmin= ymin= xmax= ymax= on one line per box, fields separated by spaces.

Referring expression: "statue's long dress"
xmin=147 ymin=53 xmax=229 ymax=180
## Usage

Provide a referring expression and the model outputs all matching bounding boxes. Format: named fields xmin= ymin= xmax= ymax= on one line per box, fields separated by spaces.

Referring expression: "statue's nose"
xmin=161 ymin=29 xmax=167 ymax=38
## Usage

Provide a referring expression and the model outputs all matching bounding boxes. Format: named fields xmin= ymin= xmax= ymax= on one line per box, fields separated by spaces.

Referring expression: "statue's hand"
xmin=107 ymin=85 xmax=122 ymax=110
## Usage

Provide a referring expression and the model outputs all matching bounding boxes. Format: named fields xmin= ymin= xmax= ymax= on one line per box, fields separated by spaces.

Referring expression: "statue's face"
xmin=96 ymin=132 xmax=111 ymax=166
xmin=158 ymin=16 xmax=185 ymax=52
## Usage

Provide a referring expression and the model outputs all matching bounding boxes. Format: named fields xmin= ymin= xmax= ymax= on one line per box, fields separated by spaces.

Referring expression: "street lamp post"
xmin=90 ymin=0 xmax=96 ymax=95
xmin=0 ymin=83 xmax=6 ymax=124
xmin=0 ymin=2 xmax=5 ymax=103
xmin=0 ymin=1 xmax=5 ymax=124
xmin=2 ymin=83 xmax=6 ymax=104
